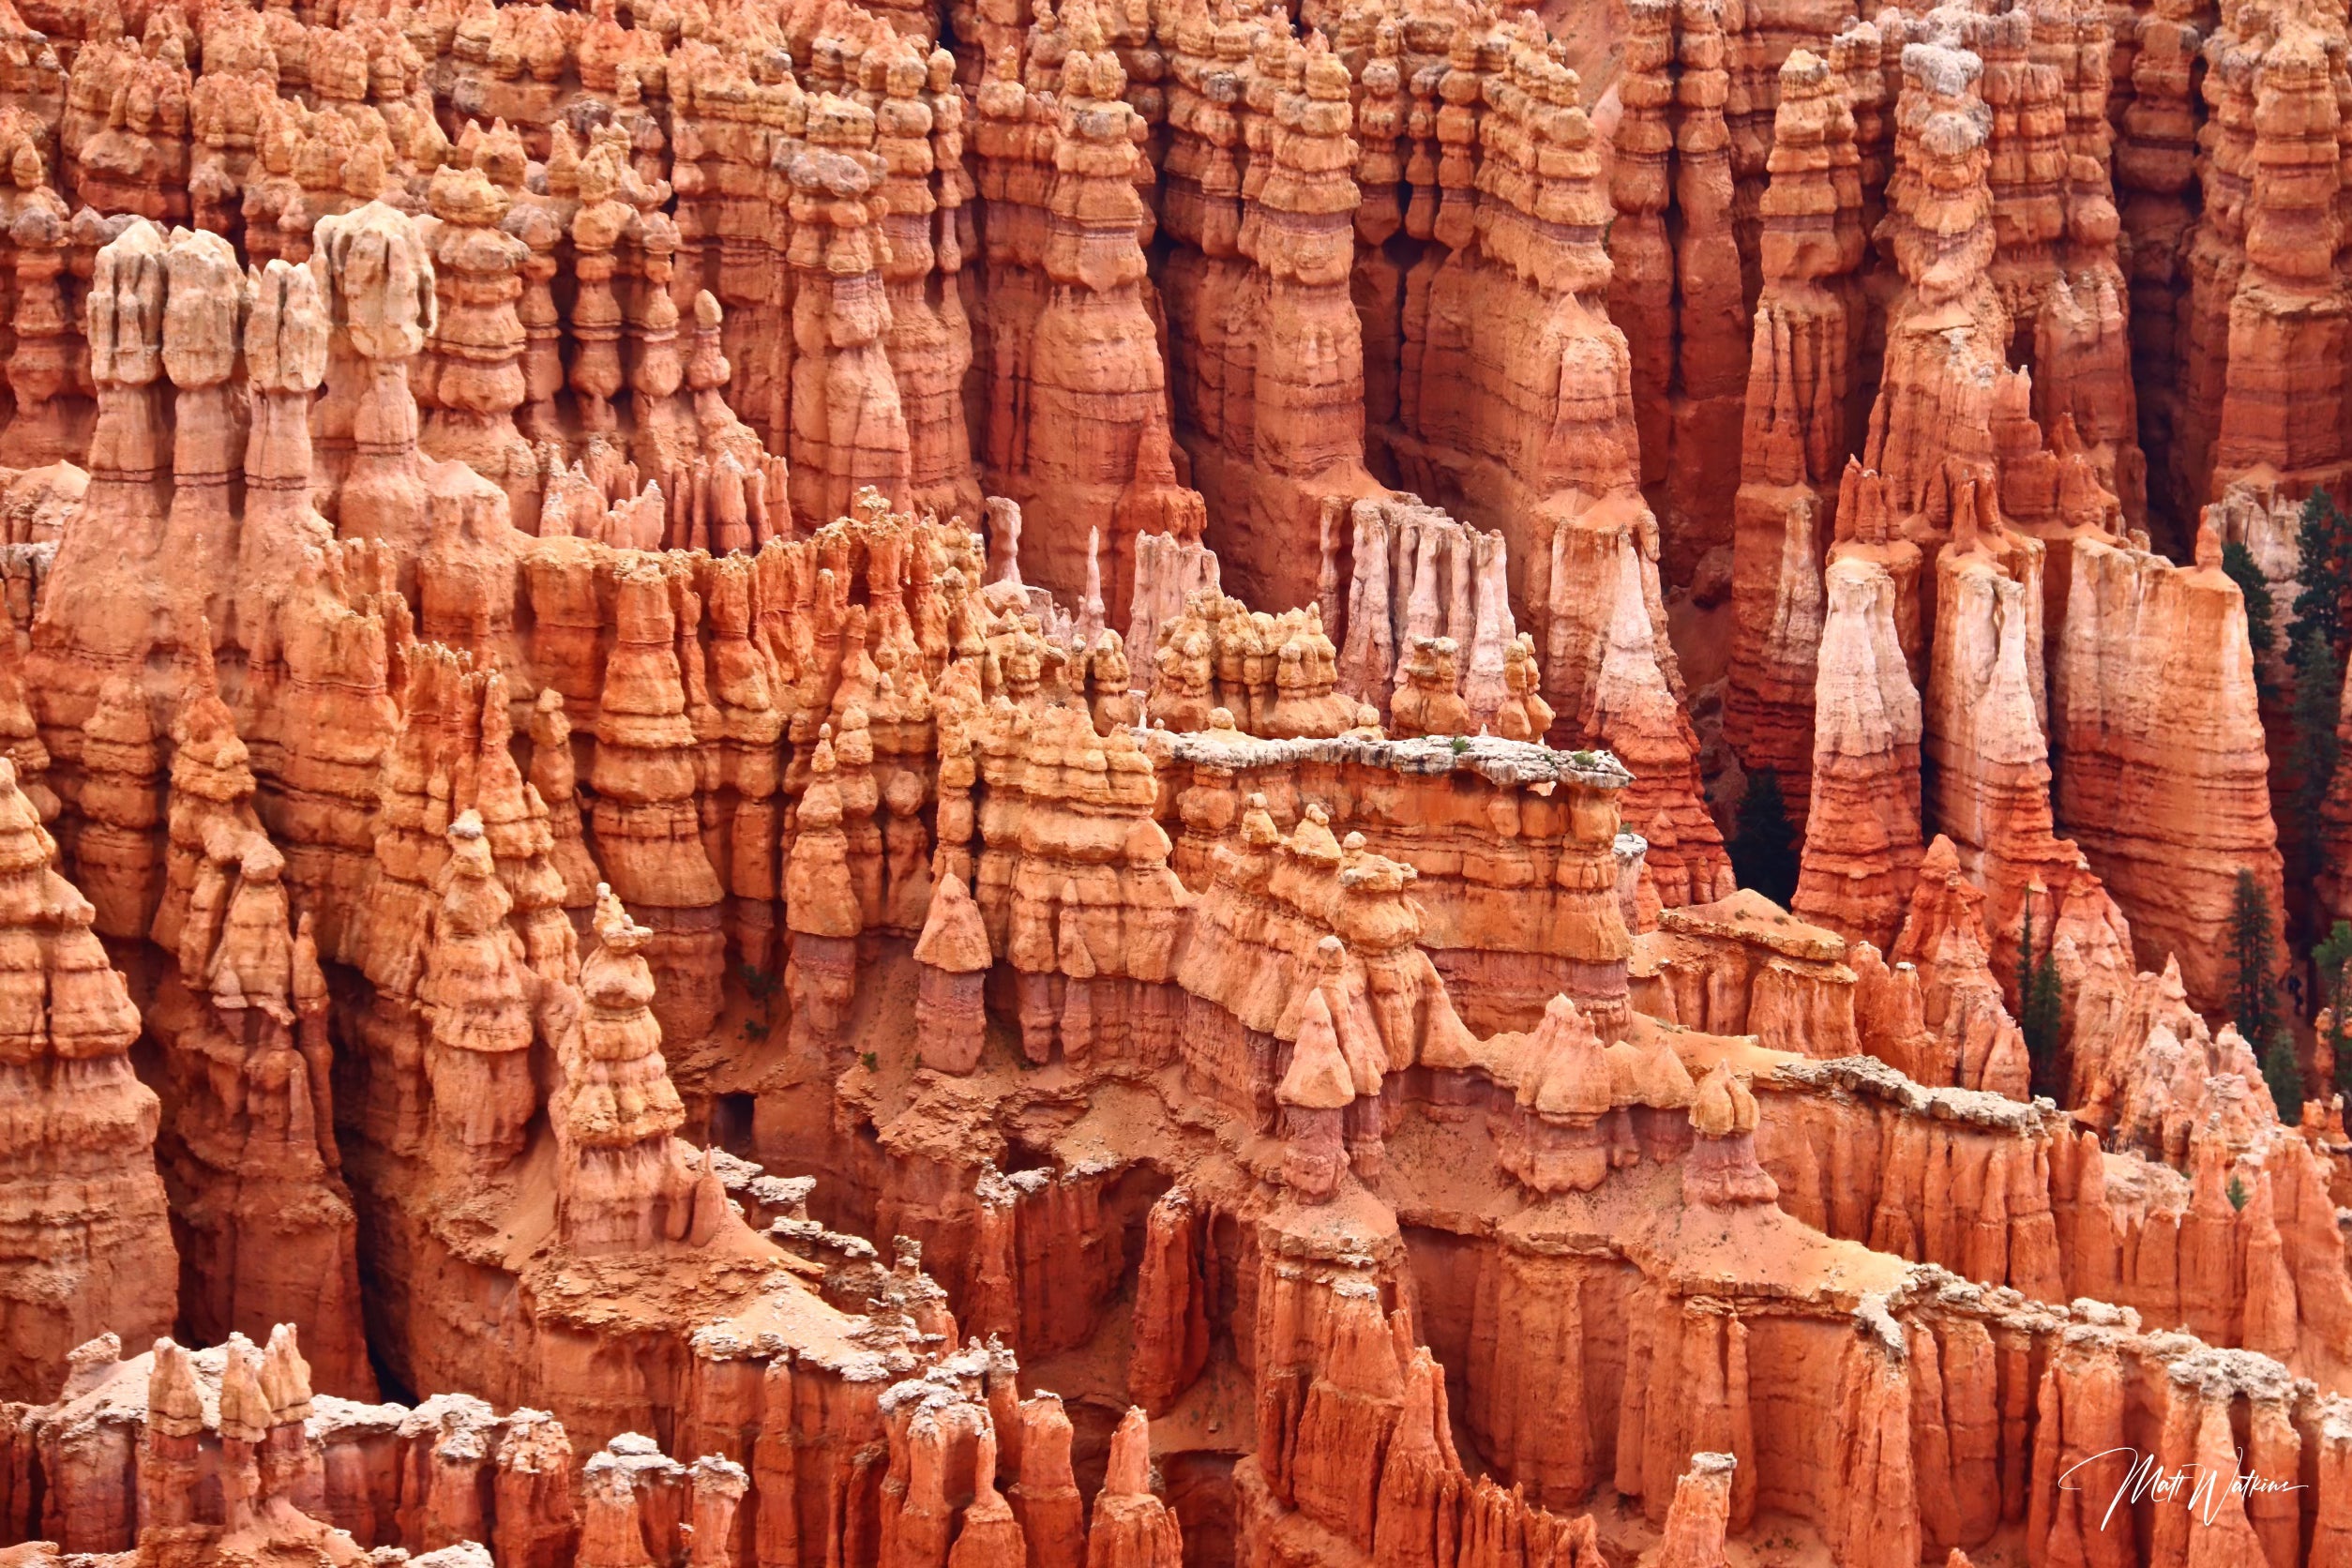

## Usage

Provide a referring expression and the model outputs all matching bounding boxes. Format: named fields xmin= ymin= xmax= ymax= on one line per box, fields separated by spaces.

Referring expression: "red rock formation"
xmin=1724 ymin=48 xmax=1862 ymax=801
xmin=1330 ymin=500 xmax=1524 ymax=733
xmin=144 ymin=648 xmax=370 ymax=1396
xmin=1890 ymin=838 xmax=2033 ymax=1098
xmin=2066 ymin=952 xmax=2278 ymax=1157
xmin=552 ymin=886 xmax=697 ymax=1253
xmin=782 ymin=93 xmax=912 ymax=522
xmin=0 ymin=148 xmax=86 ymax=467
xmin=1921 ymin=484 xmax=2126 ymax=1003
xmin=23 ymin=217 xmax=175 ymax=928
xmin=592 ymin=557 xmax=726 ymax=1049
xmin=2052 ymin=523 xmax=2285 ymax=1014
xmin=1652 ymin=1452 xmax=1733 ymax=1568
xmin=1142 ymin=590 xmax=1353 ymax=739
xmin=0 ymin=754 xmax=174 ymax=1401
xmin=1545 ymin=512 xmax=1730 ymax=907
xmin=1633 ymin=889 xmax=1861 ymax=1060
xmin=1086 ymin=1410 xmax=1179 ymax=1568
xmin=11 ymin=13 xmax=2352 ymax=1568
xmin=415 ymin=160 xmax=536 ymax=526
xmin=972 ymin=8 xmax=1203 ymax=625
xmin=913 ymin=868 xmax=991 ymax=1075
xmin=1184 ymin=33 xmax=1385 ymax=610
xmin=312 ymin=199 xmax=436 ymax=553
xmin=1864 ymin=37 xmax=2004 ymax=515
xmin=1795 ymin=556 xmax=1924 ymax=948
xmin=2194 ymin=21 xmax=2351 ymax=506
xmin=1683 ymin=1063 xmax=1780 ymax=1208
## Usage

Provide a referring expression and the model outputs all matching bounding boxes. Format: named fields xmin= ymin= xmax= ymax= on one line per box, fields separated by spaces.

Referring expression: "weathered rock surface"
xmin=2 ymin=7 xmax=2349 ymax=1568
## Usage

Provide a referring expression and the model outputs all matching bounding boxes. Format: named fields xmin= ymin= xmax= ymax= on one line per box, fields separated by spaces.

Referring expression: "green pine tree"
xmin=1729 ymin=770 xmax=1801 ymax=906
xmin=2283 ymin=490 xmax=2352 ymax=941
xmin=2223 ymin=539 xmax=2277 ymax=663
xmin=2293 ymin=488 xmax=2352 ymax=664
xmin=2230 ymin=869 xmax=2283 ymax=1051
xmin=2018 ymin=902 xmax=2066 ymax=1100
xmin=2265 ymin=1027 xmax=2306 ymax=1125
xmin=2320 ymin=920 xmax=2352 ymax=1097
xmin=2032 ymin=944 xmax=2064 ymax=1046
xmin=2285 ymin=623 xmax=2344 ymax=895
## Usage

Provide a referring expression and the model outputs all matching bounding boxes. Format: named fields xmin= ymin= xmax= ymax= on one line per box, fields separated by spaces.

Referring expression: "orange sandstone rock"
xmin=1795 ymin=556 xmax=1923 ymax=948
xmin=2052 ymin=524 xmax=2285 ymax=1014
xmin=1652 ymin=1452 xmax=1733 ymax=1568
xmin=0 ymin=755 xmax=174 ymax=1402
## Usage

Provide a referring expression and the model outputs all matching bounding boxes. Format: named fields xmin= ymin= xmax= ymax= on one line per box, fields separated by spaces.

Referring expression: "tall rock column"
xmin=1569 ymin=526 xmax=1732 ymax=907
xmin=1826 ymin=1315 xmax=1920 ymax=1568
xmin=1610 ymin=0 xmax=1676 ymax=494
xmin=1346 ymin=27 xmax=1407 ymax=453
xmin=1018 ymin=7 xmax=1202 ymax=626
xmin=1796 ymin=556 xmax=1924 ymax=950
xmin=237 ymin=257 xmax=334 ymax=627
xmin=2116 ymin=0 xmax=2206 ymax=529
xmin=158 ymin=226 xmax=249 ymax=640
xmin=2032 ymin=0 xmax=2143 ymax=526
xmin=417 ymin=162 xmax=537 ymax=530
xmin=1659 ymin=0 xmax=1750 ymax=583
xmin=1726 ymin=48 xmax=1865 ymax=807
xmin=784 ymin=729 xmax=863 ymax=1054
xmin=2209 ymin=26 xmax=2350 ymax=502
xmin=1086 ymin=1410 xmax=1182 ymax=1568
xmin=264 ymin=543 xmax=403 ymax=965
xmin=0 ymin=755 xmax=176 ymax=1402
xmin=2053 ymin=525 xmax=2285 ymax=1013
xmin=1863 ymin=39 xmax=2007 ymax=520
xmin=144 ymin=658 xmax=370 ymax=1397
xmin=1208 ymin=37 xmax=1384 ymax=610
xmin=0 ymin=153 xmax=87 ymax=467
xmin=785 ymin=94 xmax=913 ymax=523
xmin=877 ymin=41 xmax=981 ymax=521
xmin=567 ymin=138 xmax=632 ymax=445
xmin=2171 ymin=8 xmax=2257 ymax=514
xmin=417 ymin=810 xmax=539 ymax=1188
xmin=552 ymin=886 xmax=698 ymax=1254
xmin=1922 ymin=487 xmax=2116 ymax=999
xmin=592 ymin=558 xmax=727 ymax=1055
xmin=312 ymin=199 xmax=438 ymax=559
xmin=27 ymin=219 xmax=170 ymax=927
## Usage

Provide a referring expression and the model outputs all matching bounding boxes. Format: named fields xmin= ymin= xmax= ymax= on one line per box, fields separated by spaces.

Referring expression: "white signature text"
xmin=2058 ymin=1446 xmax=2305 ymax=1530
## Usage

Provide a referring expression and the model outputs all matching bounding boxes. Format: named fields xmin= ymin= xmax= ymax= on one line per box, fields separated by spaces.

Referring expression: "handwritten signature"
xmin=2058 ymin=1447 xmax=2305 ymax=1530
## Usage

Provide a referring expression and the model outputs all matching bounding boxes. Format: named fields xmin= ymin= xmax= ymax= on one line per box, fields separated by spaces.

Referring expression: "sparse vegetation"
xmin=2294 ymin=488 xmax=2352 ymax=666
xmin=2285 ymin=490 xmax=2352 ymax=930
xmin=2230 ymin=869 xmax=2283 ymax=1050
xmin=2285 ymin=625 xmax=2344 ymax=906
xmin=2223 ymin=539 xmax=2277 ymax=695
xmin=2018 ymin=902 xmax=2066 ymax=1100
xmin=2228 ymin=873 xmax=2301 ymax=1135
xmin=2264 ymin=1026 xmax=2304 ymax=1124
xmin=2224 ymin=540 xmax=2277 ymax=656
xmin=2318 ymin=920 xmax=2352 ymax=1097
xmin=738 ymin=961 xmax=782 ymax=1042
